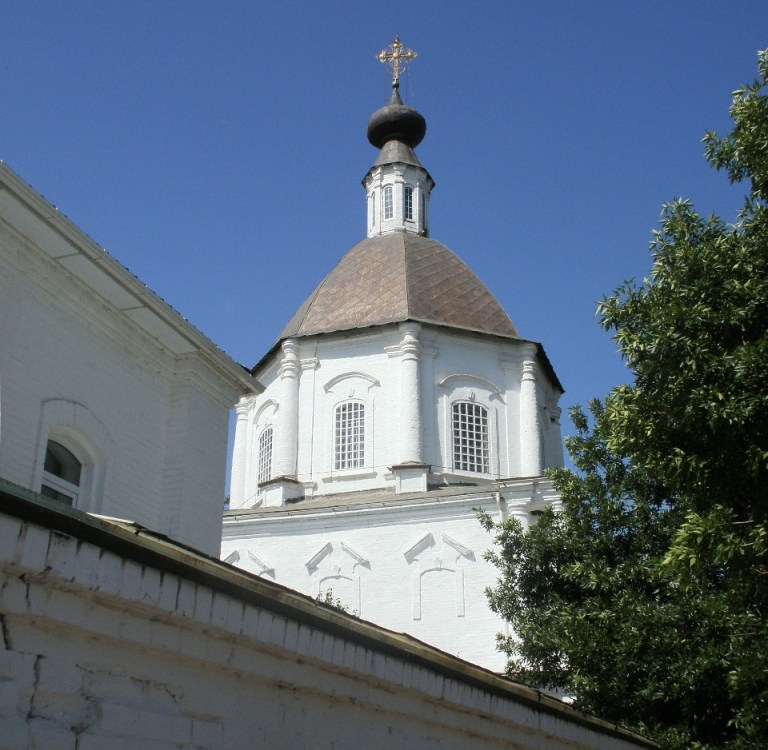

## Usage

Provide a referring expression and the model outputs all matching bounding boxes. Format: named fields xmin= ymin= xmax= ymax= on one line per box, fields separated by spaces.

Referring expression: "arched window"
xmin=257 ymin=426 xmax=273 ymax=485
xmin=35 ymin=400 xmax=112 ymax=514
xmin=452 ymin=402 xmax=489 ymax=473
xmin=404 ymin=185 xmax=413 ymax=220
xmin=41 ymin=440 xmax=82 ymax=506
xmin=383 ymin=185 xmax=393 ymax=220
xmin=335 ymin=401 xmax=365 ymax=470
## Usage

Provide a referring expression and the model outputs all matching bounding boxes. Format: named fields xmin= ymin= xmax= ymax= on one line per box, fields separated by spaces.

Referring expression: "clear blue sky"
xmin=1 ymin=2 xmax=765 ymax=469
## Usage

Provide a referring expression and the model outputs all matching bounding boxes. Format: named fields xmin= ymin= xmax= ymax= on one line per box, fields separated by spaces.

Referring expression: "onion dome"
xmin=366 ymin=83 xmax=426 ymax=150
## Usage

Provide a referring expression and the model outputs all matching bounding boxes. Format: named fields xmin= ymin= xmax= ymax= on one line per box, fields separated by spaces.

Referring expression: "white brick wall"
xmin=0 ymin=164 xmax=254 ymax=556
xmin=0 ymin=499 xmax=654 ymax=750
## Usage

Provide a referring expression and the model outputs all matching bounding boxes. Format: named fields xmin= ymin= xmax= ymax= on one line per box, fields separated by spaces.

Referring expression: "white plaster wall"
xmin=223 ymin=491 xmax=509 ymax=671
xmin=0 ymin=503 xmax=652 ymax=750
xmin=232 ymin=324 xmax=563 ymax=508
xmin=0 ymin=191 xmax=237 ymax=556
xmin=299 ymin=331 xmax=402 ymax=494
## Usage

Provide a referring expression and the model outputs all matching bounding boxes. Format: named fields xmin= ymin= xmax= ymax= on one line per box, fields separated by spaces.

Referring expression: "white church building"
xmin=223 ymin=52 xmax=565 ymax=671
xmin=0 ymin=39 xmax=658 ymax=749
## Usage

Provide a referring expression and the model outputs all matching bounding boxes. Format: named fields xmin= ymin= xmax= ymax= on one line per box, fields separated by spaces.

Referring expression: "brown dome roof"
xmin=278 ymin=232 xmax=518 ymax=340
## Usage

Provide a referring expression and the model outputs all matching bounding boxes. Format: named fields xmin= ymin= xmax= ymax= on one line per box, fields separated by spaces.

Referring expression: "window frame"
xmin=41 ymin=439 xmax=83 ymax=506
xmin=257 ymin=425 xmax=273 ymax=485
xmin=383 ymin=185 xmax=393 ymax=220
xmin=451 ymin=401 xmax=490 ymax=474
xmin=404 ymin=185 xmax=413 ymax=221
xmin=334 ymin=400 xmax=366 ymax=471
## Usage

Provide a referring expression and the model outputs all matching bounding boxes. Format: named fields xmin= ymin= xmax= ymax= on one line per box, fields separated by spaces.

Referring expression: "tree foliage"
xmin=482 ymin=51 xmax=768 ymax=749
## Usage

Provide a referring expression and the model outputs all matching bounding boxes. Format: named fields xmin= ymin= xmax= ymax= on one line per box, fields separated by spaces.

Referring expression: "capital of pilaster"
xmin=522 ymin=361 xmax=537 ymax=383
xmin=398 ymin=322 xmax=422 ymax=361
xmin=520 ymin=343 xmax=538 ymax=383
xmin=278 ymin=339 xmax=301 ymax=379
xmin=505 ymin=498 xmax=532 ymax=531
xmin=505 ymin=498 xmax=531 ymax=515
xmin=235 ymin=398 xmax=251 ymax=420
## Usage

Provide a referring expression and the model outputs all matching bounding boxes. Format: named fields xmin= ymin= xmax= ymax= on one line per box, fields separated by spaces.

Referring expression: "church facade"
xmin=224 ymin=56 xmax=564 ymax=670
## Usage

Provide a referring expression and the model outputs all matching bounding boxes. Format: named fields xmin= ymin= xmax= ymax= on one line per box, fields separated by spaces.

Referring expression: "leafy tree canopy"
xmin=482 ymin=50 xmax=768 ymax=750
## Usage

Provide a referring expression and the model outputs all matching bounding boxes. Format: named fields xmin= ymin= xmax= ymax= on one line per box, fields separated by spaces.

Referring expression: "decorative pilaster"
xmin=267 ymin=339 xmax=303 ymax=505
xmin=519 ymin=343 xmax=543 ymax=477
xmin=274 ymin=339 xmax=300 ymax=478
xmin=506 ymin=499 xmax=531 ymax=533
xmin=389 ymin=322 xmax=429 ymax=493
xmin=228 ymin=398 xmax=251 ymax=509
xmin=399 ymin=322 xmax=422 ymax=464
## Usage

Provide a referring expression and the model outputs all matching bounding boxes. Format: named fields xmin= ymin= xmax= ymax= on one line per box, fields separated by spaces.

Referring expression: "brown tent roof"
xmin=278 ymin=232 xmax=519 ymax=341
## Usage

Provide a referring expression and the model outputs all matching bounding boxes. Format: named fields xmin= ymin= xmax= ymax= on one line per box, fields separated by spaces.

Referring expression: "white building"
xmin=0 ymin=161 xmax=259 ymax=556
xmin=224 ymin=77 xmax=565 ymax=670
xmin=0 ymin=51 xmax=653 ymax=748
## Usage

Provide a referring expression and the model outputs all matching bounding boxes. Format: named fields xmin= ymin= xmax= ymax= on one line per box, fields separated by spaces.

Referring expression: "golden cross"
xmin=377 ymin=36 xmax=417 ymax=85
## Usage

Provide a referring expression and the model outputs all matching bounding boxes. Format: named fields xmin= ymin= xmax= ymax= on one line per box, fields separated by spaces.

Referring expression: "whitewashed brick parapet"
xmin=0 ymin=483 xmax=654 ymax=750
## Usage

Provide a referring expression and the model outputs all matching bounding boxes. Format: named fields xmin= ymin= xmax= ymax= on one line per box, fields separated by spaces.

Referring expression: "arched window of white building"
xmin=452 ymin=402 xmax=489 ymax=473
xmin=257 ymin=426 xmax=273 ymax=485
xmin=383 ymin=185 xmax=393 ymax=220
xmin=41 ymin=439 xmax=82 ymax=506
xmin=34 ymin=400 xmax=113 ymax=514
xmin=335 ymin=401 xmax=365 ymax=470
xmin=404 ymin=185 xmax=413 ymax=220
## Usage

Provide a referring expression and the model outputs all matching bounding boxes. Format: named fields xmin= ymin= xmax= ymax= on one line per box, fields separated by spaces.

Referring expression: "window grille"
xmin=335 ymin=402 xmax=365 ymax=470
xmin=452 ymin=402 xmax=489 ymax=473
xmin=258 ymin=426 xmax=273 ymax=484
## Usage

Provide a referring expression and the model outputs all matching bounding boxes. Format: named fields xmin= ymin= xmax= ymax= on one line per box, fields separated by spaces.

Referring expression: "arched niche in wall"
xmin=305 ymin=540 xmax=370 ymax=616
xmin=403 ymin=532 xmax=475 ymax=621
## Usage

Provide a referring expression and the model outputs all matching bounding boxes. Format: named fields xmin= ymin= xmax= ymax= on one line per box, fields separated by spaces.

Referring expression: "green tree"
xmin=482 ymin=51 xmax=768 ymax=749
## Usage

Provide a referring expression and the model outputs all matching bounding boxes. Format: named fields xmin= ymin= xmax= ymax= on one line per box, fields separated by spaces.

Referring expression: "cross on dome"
xmin=377 ymin=36 xmax=417 ymax=86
